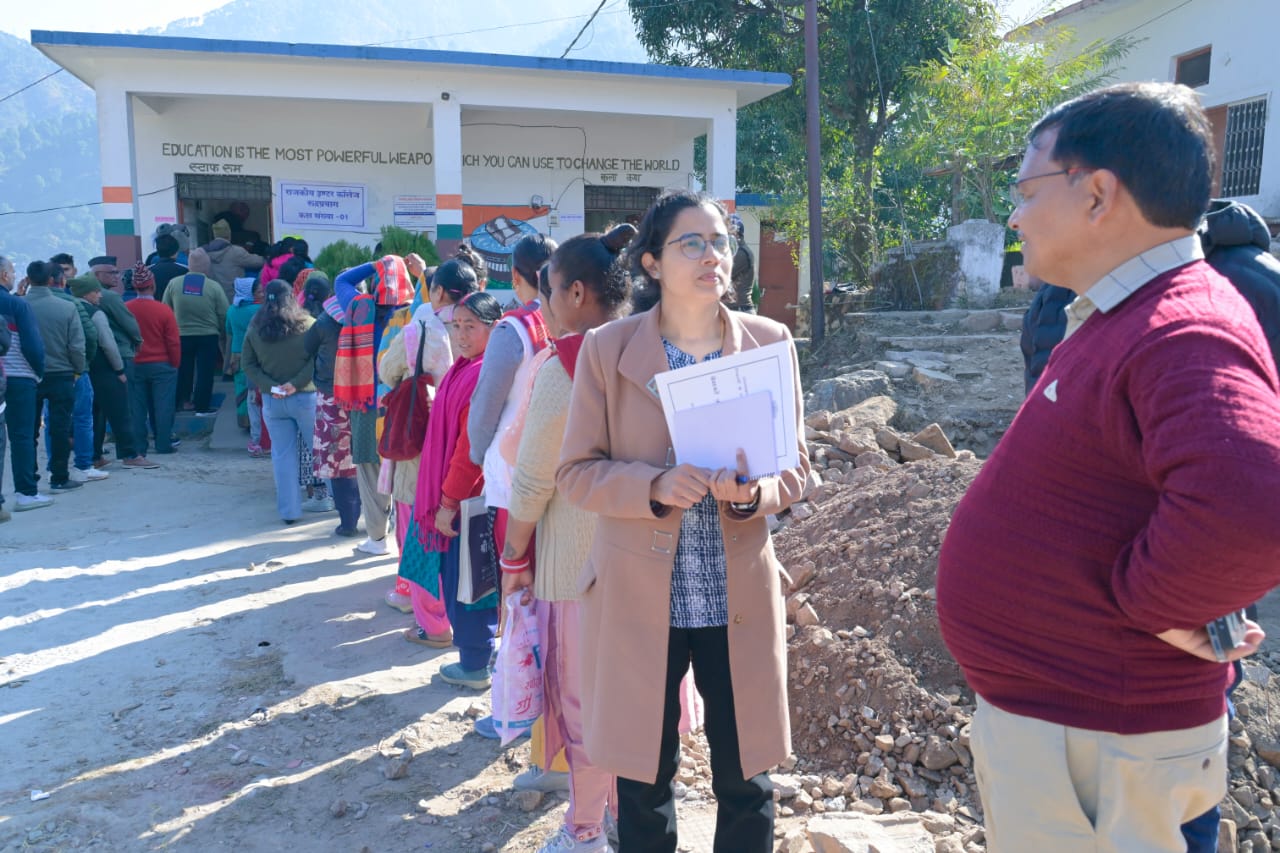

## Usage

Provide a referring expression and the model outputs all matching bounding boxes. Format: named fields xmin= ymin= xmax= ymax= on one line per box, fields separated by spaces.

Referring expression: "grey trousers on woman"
xmin=355 ymin=461 xmax=391 ymax=542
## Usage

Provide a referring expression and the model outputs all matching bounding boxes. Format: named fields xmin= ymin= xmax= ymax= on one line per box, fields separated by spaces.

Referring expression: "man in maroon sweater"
xmin=937 ymin=82 xmax=1280 ymax=851
xmin=125 ymin=263 xmax=182 ymax=455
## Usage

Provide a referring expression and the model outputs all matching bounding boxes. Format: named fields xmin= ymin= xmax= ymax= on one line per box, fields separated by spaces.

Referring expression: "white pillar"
xmin=706 ymin=106 xmax=738 ymax=213
xmin=433 ymin=97 xmax=464 ymax=253
xmin=97 ymin=83 xmax=141 ymax=265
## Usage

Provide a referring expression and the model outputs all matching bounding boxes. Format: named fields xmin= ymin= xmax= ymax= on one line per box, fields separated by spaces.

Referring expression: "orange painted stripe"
xmin=436 ymin=194 xmax=463 ymax=210
xmin=720 ymin=199 xmax=737 ymax=214
xmin=102 ymin=186 xmax=133 ymax=203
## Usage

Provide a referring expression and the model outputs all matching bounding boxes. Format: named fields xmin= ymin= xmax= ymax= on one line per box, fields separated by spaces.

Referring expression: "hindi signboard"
xmin=279 ymin=182 xmax=366 ymax=230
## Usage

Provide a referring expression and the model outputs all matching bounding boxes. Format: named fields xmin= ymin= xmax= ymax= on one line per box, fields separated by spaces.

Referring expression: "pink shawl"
xmin=413 ymin=354 xmax=484 ymax=552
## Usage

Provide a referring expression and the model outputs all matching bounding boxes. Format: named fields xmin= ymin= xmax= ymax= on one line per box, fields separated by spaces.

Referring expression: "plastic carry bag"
xmin=492 ymin=593 xmax=544 ymax=745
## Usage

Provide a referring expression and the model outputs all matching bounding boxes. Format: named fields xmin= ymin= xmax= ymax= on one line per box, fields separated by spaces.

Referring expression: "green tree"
xmin=889 ymin=29 xmax=1131 ymax=229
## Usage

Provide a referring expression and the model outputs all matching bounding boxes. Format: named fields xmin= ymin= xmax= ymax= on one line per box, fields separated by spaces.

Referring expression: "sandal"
xmin=404 ymin=627 xmax=453 ymax=648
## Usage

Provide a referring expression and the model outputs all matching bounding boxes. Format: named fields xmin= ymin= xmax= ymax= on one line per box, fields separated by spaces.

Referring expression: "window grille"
xmin=1221 ymin=98 xmax=1267 ymax=197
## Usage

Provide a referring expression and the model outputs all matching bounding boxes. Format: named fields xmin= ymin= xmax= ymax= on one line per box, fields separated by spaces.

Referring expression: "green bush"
xmin=378 ymin=225 xmax=441 ymax=266
xmin=314 ymin=240 xmax=376 ymax=281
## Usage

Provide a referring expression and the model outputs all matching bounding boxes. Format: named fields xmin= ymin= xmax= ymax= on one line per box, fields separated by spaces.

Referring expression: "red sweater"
xmin=128 ymin=297 xmax=181 ymax=368
xmin=938 ymin=261 xmax=1280 ymax=734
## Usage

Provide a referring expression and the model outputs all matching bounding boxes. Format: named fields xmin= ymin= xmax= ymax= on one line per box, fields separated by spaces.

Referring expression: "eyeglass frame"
xmin=663 ymin=232 xmax=739 ymax=261
xmin=1008 ymin=166 xmax=1091 ymax=207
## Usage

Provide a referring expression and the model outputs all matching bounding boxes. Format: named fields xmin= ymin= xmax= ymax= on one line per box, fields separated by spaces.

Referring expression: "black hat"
xmin=88 ymin=255 xmax=117 ymax=268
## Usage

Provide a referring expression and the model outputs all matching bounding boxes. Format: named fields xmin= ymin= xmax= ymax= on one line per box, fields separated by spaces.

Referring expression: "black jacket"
xmin=1021 ymin=200 xmax=1280 ymax=393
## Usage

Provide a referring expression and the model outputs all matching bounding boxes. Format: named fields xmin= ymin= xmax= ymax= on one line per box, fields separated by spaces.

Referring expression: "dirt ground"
xmin=0 ymin=443 xmax=733 ymax=852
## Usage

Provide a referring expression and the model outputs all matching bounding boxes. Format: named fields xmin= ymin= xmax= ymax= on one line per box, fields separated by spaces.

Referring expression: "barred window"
xmin=1221 ymin=98 xmax=1267 ymax=198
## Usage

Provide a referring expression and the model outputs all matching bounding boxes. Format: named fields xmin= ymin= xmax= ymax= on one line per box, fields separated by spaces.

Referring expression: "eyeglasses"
xmin=1008 ymin=167 xmax=1089 ymax=207
xmin=664 ymin=232 xmax=738 ymax=261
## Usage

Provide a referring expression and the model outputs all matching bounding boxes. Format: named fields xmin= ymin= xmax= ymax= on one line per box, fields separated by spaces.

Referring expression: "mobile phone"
xmin=1206 ymin=609 xmax=1249 ymax=662
xmin=270 ymin=385 xmax=286 ymax=396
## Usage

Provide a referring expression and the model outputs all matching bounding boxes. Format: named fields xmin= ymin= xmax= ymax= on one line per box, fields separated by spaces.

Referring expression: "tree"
xmin=889 ymin=29 xmax=1131 ymax=228
xmin=627 ymin=0 xmax=994 ymax=277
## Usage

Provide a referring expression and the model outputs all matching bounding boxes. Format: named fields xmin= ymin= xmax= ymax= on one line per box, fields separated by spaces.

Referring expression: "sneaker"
xmin=334 ymin=525 xmax=360 ymax=538
xmin=170 ymin=437 xmax=183 ymax=448
xmin=536 ymin=827 xmax=610 ymax=853
xmin=437 ymin=662 xmax=491 ymax=690
xmin=355 ymin=537 xmax=389 ymax=556
xmin=74 ymin=467 xmax=109 ymax=481
xmin=247 ymin=442 xmax=265 ymax=458
xmin=384 ymin=590 xmax=413 ymax=613
xmin=513 ymin=765 xmax=569 ymax=791
xmin=14 ymin=494 xmax=54 ymax=511
xmin=194 ymin=409 xmax=218 ymax=417
xmin=301 ymin=496 xmax=336 ymax=513
xmin=50 ymin=479 xmax=83 ymax=491
xmin=122 ymin=456 xmax=160 ymax=469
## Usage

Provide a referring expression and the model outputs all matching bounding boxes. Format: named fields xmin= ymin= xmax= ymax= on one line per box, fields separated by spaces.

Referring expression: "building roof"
xmin=31 ymin=30 xmax=791 ymax=108
xmin=1010 ymin=0 xmax=1145 ymax=39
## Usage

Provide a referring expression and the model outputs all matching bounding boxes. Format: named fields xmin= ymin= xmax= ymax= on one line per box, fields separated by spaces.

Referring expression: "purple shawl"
xmin=413 ymin=354 xmax=484 ymax=553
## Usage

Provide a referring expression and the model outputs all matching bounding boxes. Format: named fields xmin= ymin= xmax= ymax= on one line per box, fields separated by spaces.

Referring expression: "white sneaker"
xmin=355 ymin=537 xmax=389 ymax=556
xmin=536 ymin=827 xmax=610 ymax=853
xmin=14 ymin=493 xmax=54 ymax=511
xmin=82 ymin=467 xmax=109 ymax=481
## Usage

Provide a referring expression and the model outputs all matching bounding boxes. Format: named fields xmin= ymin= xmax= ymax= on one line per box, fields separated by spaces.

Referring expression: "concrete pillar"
xmin=433 ymin=98 xmax=464 ymax=257
xmin=946 ymin=219 xmax=1005 ymax=308
xmin=706 ymin=107 xmax=737 ymax=213
xmin=97 ymin=84 xmax=141 ymax=266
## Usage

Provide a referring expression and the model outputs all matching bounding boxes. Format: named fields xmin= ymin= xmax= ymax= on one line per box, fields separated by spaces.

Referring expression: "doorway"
xmin=175 ymin=173 xmax=274 ymax=250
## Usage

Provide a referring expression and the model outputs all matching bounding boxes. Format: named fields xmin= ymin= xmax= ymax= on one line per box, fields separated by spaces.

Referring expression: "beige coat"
xmin=556 ymin=303 xmax=809 ymax=784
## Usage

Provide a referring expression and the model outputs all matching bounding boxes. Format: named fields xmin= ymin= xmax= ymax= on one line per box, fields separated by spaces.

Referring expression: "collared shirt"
xmin=1063 ymin=235 xmax=1204 ymax=341
xmin=662 ymin=338 xmax=730 ymax=629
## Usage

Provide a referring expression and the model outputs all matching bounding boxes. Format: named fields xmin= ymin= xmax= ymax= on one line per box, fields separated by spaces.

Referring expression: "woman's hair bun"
xmin=601 ymin=223 xmax=637 ymax=254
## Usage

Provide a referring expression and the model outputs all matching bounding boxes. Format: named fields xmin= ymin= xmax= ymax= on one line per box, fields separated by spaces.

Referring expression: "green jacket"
xmin=242 ymin=319 xmax=316 ymax=394
xmin=24 ymin=286 xmax=87 ymax=375
xmin=163 ymin=273 xmax=229 ymax=338
xmin=99 ymin=289 xmax=143 ymax=360
xmin=52 ymin=287 xmax=98 ymax=365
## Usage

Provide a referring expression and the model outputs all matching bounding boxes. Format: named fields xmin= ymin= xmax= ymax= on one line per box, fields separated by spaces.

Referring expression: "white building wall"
xmin=1050 ymin=0 xmax=1279 ymax=217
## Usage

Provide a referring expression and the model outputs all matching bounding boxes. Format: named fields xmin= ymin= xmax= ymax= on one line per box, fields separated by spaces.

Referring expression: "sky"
xmin=4 ymin=0 xmax=1067 ymax=41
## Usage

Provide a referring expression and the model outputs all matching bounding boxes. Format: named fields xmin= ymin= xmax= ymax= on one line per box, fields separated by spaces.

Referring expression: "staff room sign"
xmin=280 ymin=182 xmax=366 ymax=230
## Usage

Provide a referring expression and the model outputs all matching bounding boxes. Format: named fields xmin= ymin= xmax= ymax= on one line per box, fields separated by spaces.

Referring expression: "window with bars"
xmin=1221 ymin=98 xmax=1267 ymax=198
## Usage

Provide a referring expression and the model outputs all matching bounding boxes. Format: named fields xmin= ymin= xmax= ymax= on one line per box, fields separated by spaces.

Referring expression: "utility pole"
xmin=805 ymin=0 xmax=825 ymax=346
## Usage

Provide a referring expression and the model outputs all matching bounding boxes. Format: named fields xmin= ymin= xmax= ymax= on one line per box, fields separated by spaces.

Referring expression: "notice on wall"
xmin=280 ymin=182 xmax=366 ymax=230
xmin=393 ymin=195 xmax=436 ymax=230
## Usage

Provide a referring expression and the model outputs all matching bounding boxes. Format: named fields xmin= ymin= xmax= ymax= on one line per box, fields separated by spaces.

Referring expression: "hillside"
xmin=0 ymin=0 xmax=647 ymax=266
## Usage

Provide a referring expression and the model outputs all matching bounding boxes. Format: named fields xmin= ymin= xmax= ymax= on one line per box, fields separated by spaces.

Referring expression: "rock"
xmin=934 ymin=836 xmax=966 ymax=853
xmin=905 ymin=481 xmax=933 ymax=499
xmin=910 ymin=424 xmax=956 ymax=458
xmin=1000 ymin=312 xmax=1023 ymax=331
xmin=1218 ymin=818 xmax=1237 ymax=853
xmin=230 ymin=750 xmax=249 ymax=765
xmin=874 ymin=734 xmax=896 ymax=753
xmin=921 ymin=737 xmax=959 ymax=771
xmin=874 ymin=360 xmax=913 ymax=379
xmin=791 ymin=503 xmax=816 ymax=522
xmin=806 ymin=411 xmax=833 ymax=431
xmin=837 ymin=427 xmax=880 ymax=456
xmin=790 ymin=561 xmax=817 ymax=591
xmin=793 ymin=790 xmax=815 ymax=813
xmin=481 ymin=844 xmax=498 ymax=853
xmin=913 ymin=367 xmax=955 ymax=389
xmin=329 ymin=798 xmax=348 ymax=818
xmin=1255 ymin=739 xmax=1280 ymax=769
xmin=855 ymin=451 xmax=895 ymax=469
xmin=807 ymin=813 xmax=935 ymax=853
xmin=780 ymin=827 xmax=812 ymax=853
xmin=807 ymin=371 xmax=893 ymax=414
xmin=869 ymin=777 xmax=902 ymax=799
xmin=772 ymin=773 xmax=802 ymax=798
xmin=921 ymin=813 xmax=957 ymax=835
xmin=384 ymin=748 xmax=412 ymax=780
xmin=512 ymin=790 xmax=543 ymax=812
xmin=829 ymin=396 xmax=898 ymax=432
xmin=897 ymin=439 xmax=934 ymax=463
xmin=883 ymin=349 xmax=949 ymax=366
xmin=796 ymin=604 xmax=821 ymax=627
xmin=960 ymin=312 xmax=1001 ymax=333
xmin=875 ymin=428 xmax=901 ymax=454
xmin=888 ymin=797 xmax=913 ymax=813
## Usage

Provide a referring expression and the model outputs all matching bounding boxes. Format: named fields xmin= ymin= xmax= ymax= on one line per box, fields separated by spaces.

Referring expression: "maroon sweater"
xmin=938 ymin=261 xmax=1280 ymax=734
xmin=127 ymin=297 xmax=181 ymax=368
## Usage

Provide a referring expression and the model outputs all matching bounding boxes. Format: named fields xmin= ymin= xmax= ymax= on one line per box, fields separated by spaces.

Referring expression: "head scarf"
xmin=232 ymin=276 xmax=255 ymax=306
xmin=372 ymin=255 xmax=414 ymax=306
xmin=293 ymin=267 xmax=315 ymax=304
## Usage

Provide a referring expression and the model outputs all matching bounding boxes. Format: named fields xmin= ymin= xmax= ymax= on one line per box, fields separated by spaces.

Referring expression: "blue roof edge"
xmin=30 ymin=30 xmax=792 ymax=88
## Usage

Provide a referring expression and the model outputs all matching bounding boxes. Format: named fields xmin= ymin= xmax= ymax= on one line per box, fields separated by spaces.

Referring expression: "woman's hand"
xmin=650 ymin=464 xmax=712 ymax=510
xmin=405 ymin=253 xmax=426 ymax=279
xmin=502 ymin=569 xmax=534 ymax=606
xmin=227 ymin=354 xmax=241 ymax=374
xmin=709 ymin=448 xmax=759 ymax=504
xmin=434 ymin=505 xmax=458 ymax=537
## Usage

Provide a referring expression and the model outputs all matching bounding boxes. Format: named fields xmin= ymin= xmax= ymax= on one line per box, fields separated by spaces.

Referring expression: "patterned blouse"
xmin=662 ymin=338 xmax=729 ymax=629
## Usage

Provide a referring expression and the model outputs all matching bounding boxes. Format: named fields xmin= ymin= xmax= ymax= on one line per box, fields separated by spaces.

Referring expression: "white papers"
xmin=653 ymin=340 xmax=799 ymax=478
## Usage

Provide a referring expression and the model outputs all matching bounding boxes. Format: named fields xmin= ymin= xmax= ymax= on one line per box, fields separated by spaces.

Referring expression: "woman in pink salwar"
xmin=500 ymin=224 xmax=636 ymax=853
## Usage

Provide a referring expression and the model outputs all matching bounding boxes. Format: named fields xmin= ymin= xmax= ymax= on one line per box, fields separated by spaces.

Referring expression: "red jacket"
xmin=127 ymin=297 xmax=181 ymax=368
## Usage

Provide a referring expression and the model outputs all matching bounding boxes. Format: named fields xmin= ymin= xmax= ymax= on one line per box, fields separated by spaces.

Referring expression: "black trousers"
xmin=617 ymin=625 xmax=774 ymax=853
xmin=177 ymin=334 xmax=220 ymax=412
xmin=89 ymin=357 xmax=138 ymax=460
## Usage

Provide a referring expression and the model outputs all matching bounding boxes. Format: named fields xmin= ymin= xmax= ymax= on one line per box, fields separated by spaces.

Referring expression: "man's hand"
xmin=650 ymin=464 xmax=712 ymax=509
xmin=1156 ymin=620 xmax=1266 ymax=662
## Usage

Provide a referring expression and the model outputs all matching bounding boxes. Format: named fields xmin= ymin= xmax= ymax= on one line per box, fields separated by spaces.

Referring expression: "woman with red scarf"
xmin=412 ymin=289 xmax=505 ymax=688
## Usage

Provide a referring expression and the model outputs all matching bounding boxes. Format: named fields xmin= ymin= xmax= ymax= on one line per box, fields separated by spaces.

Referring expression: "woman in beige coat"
xmin=557 ymin=190 xmax=809 ymax=852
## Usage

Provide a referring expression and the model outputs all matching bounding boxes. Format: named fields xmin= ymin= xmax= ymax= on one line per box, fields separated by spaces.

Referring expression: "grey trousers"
xmin=355 ymin=461 xmax=391 ymax=542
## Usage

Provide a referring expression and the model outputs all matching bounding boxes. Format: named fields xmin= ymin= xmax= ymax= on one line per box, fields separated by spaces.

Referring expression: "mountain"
xmin=0 ymin=0 xmax=647 ymax=266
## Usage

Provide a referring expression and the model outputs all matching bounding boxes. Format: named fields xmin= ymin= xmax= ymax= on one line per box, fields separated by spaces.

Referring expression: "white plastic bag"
xmin=492 ymin=592 xmax=544 ymax=745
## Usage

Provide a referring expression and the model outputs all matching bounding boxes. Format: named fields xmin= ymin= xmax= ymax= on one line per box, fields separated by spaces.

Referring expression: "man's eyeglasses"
xmin=1008 ymin=167 xmax=1089 ymax=207
xmin=664 ymin=232 xmax=738 ymax=261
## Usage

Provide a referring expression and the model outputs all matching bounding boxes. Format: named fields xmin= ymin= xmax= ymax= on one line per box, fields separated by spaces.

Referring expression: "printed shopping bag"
xmin=492 ymin=592 xmax=544 ymax=745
